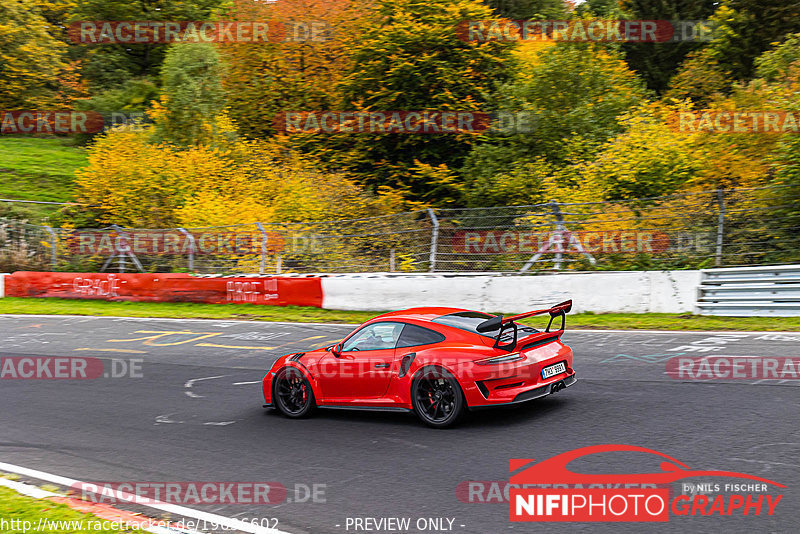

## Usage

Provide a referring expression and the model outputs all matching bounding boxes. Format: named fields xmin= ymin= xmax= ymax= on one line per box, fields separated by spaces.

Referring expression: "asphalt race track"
xmin=1 ymin=314 xmax=799 ymax=533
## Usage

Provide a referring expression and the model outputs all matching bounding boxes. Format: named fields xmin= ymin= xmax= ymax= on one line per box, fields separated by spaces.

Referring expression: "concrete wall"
xmin=321 ymin=271 xmax=702 ymax=314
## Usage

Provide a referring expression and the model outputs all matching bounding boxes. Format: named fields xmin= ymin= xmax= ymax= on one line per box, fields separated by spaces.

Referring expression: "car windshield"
xmin=432 ymin=311 xmax=538 ymax=339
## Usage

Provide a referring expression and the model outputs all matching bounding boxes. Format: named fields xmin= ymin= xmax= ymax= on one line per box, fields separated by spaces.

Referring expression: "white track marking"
xmin=0 ymin=476 xmax=63 ymax=498
xmin=0 ymin=462 xmax=290 ymax=534
xmin=233 ymin=381 xmax=261 ymax=386
xmin=184 ymin=375 xmax=226 ymax=398
xmin=155 ymin=414 xmax=184 ymax=424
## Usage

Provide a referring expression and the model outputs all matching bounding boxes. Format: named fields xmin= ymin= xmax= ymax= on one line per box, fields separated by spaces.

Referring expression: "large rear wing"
xmin=476 ymin=300 xmax=573 ymax=351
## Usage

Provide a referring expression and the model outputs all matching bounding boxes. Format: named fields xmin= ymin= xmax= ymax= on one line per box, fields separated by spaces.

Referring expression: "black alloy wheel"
xmin=411 ymin=367 xmax=464 ymax=428
xmin=273 ymin=367 xmax=315 ymax=418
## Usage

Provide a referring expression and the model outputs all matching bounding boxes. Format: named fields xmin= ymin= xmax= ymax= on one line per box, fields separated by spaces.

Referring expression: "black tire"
xmin=411 ymin=367 xmax=465 ymax=428
xmin=273 ymin=367 xmax=316 ymax=418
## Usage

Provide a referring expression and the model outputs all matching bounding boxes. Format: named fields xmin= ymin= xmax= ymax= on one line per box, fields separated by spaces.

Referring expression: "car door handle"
xmin=375 ymin=363 xmax=391 ymax=369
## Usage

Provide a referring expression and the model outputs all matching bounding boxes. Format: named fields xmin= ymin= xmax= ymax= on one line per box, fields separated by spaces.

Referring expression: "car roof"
xmin=371 ymin=307 xmax=487 ymax=323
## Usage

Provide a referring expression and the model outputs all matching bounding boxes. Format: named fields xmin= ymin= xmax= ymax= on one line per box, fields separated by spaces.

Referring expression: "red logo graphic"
xmin=508 ymin=445 xmax=784 ymax=522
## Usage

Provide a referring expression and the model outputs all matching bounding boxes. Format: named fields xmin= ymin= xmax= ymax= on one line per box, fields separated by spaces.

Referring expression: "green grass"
xmin=0 ymin=137 xmax=87 ymax=221
xmin=0 ymin=297 xmax=379 ymax=323
xmin=1 ymin=297 xmax=799 ymax=330
xmin=0 ymin=486 xmax=140 ymax=533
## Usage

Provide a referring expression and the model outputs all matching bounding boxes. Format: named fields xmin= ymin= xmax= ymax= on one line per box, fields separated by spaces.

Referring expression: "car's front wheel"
xmin=411 ymin=367 xmax=464 ymax=428
xmin=273 ymin=367 xmax=315 ymax=418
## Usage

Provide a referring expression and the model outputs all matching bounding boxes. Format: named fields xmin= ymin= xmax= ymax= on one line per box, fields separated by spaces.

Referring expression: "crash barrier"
xmin=1 ymin=272 xmax=324 ymax=308
xmin=697 ymin=264 xmax=800 ymax=317
xmin=7 ymin=267 xmax=798 ymax=315
xmin=319 ymin=271 xmax=702 ymax=314
xmin=0 ymin=273 xmax=5 ymax=298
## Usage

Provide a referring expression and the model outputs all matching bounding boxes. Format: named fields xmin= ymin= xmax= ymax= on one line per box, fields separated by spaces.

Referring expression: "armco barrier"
xmin=3 ymin=272 xmax=323 ymax=307
xmin=697 ymin=264 xmax=800 ymax=317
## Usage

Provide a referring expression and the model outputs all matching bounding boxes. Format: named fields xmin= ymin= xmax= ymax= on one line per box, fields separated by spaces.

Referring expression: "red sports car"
xmin=262 ymin=300 xmax=576 ymax=427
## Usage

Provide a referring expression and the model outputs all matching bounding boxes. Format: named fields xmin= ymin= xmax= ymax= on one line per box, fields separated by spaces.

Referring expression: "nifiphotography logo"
xmin=509 ymin=445 xmax=785 ymax=522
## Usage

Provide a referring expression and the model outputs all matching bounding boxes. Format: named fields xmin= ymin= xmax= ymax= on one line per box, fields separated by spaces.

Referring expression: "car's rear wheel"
xmin=273 ymin=367 xmax=315 ymax=418
xmin=411 ymin=367 xmax=464 ymax=428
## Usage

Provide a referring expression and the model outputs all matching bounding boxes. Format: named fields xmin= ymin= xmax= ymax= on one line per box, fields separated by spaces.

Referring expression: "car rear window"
xmin=432 ymin=311 xmax=538 ymax=339
xmin=432 ymin=312 xmax=497 ymax=336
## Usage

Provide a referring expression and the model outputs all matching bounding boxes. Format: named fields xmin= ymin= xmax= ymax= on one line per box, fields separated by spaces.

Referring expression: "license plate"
xmin=541 ymin=361 xmax=566 ymax=379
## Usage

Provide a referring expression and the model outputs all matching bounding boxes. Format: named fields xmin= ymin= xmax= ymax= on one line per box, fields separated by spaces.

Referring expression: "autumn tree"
xmin=296 ymin=0 xmax=515 ymax=205
xmin=220 ymin=0 xmax=369 ymax=139
xmin=0 ymin=0 xmax=68 ymax=108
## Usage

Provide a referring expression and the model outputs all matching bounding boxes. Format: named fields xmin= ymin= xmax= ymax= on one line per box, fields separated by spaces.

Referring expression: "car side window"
xmin=396 ymin=324 xmax=445 ymax=348
xmin=341 ymin=322 xmax=404 ymax=352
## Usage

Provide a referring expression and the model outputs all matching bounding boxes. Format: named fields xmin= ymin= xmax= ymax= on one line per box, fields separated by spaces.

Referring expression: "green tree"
xmin=482 ymin=0 xmax=567 ymax=19
xmin=0 ymin=0 xmax=68 ymax=108
xmin=619 ymin=0 xmax=718 ymax=94
xmin=704 ymin=0 xmax=800 ymax=81
xmin=755 ymin=32 xmax=800 ymax=82
xmin=70 ymin=0 xmax=224 ymax=90
xmin=155 ymin=43 xmax=226 ymax=147
xmin=464 ymin=43 xmax=648 ymax=205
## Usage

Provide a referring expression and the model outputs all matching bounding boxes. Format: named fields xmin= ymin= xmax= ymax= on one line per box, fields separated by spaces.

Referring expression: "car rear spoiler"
xmin=476 ymin=300 xmax=573 ymax=351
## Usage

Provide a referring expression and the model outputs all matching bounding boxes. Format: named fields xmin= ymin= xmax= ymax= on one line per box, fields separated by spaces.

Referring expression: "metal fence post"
xmin=427 ymin=208 xmax=439 ymax=273
xmin=256 ymin=222 xmax=268 ymax=275
xmin=43 ymin=225 xmax=57 ymax=270
xmin=715 ymin=188 xmax=725 ymax=267
xmin=551 ymin=201 xmax=564 ymax=270
xmin=177 ymin=227 xmax=196 ymax=272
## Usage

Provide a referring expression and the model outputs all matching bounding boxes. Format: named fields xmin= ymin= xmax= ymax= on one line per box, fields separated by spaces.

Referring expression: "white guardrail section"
xmin=697 ymin=264 xmax=800 ymax=317
xmin=321 ymin=271 xmax=702 ymax=314
xmin=0 ymin=274 xmax=6 ymax=298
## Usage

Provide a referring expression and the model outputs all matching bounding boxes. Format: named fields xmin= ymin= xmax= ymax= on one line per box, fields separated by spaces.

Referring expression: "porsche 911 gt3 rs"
xmin=262 ymin=300 xmax=576 ymax=428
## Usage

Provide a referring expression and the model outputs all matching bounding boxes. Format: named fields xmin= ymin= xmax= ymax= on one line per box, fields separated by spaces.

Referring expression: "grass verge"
xmin=0 ymin=486 xmax=139 ymax=533
xmin=1 ymin=297 xmax=798 ymax=330
xmin=0 ymin=137 xmax=87 ymax=221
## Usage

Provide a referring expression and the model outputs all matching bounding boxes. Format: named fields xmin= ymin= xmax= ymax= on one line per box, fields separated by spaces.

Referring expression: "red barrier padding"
xmin=4 ymin=272 xmax=323 ymax=308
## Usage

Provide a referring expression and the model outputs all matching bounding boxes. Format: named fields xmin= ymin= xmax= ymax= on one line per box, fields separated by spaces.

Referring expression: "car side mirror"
xmin=331 ymin=343 xmax=342 ymax=357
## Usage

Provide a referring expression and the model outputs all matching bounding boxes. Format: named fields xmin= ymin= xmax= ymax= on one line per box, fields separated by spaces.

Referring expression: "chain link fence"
xmin=2 ymin=184 xmax=798 ymax=274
